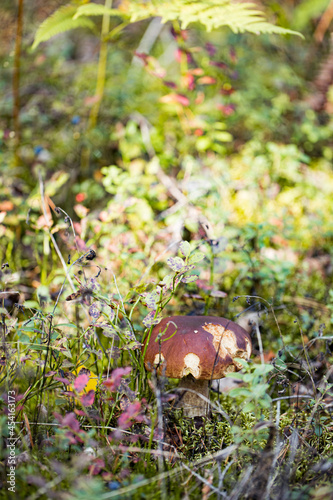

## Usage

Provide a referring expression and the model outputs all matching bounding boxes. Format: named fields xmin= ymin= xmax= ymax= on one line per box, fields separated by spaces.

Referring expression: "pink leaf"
xmin=197 ymin=76 xmax=216 ymax=85
xmin=118 ymin=401 xmax=143 ymax=430
xmin=81 ymin=390 xmax=95 ymax=407
xmin=103 ymin=367 xmax=131 ymax=392
xmin=160 ymin=93 xmax=190 ymax=106
xmin=55 ymin=376 xmax=71 ymax=385
xmin=61 ymin=412 xmax=80 ymax=432
xmin=74 ymin=372 xmax=89 ymax=393
xmin=89 ymin=458 xmax=105 ymax=475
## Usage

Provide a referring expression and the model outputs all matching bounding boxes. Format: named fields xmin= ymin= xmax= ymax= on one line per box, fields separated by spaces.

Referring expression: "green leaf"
xmin=121 ymin=340 xmax=142 ymax=350
xmin=253 ymin=364 xmax=274 ymax=376
xmin=167 ymin=256 xmax=186 ymax=272
xmin=23 ymin=300 xmax=39 ymax=308
xmin=314 ymin=424 xmax=323 ymax=437
xmin=229 ymin=387 xmax=251 ymax=398
xmin=242 ymin=402 xmax=256 ymax=412
xmin=33 ymin=0 xmax=302 ymax=53
xmin=19 ymin=327 xmax=45 ymax=334
xmin=122 ymin=0 xmax=303 ymax=37
xmin=188 ymin=251 xmax=205 ymax=264
xmin=260 ymin=396 xmax=272 ymax=408
xmin=132 ymin=283 xmax=148 ymax=294
xmin=17 ymin=334 xmax=30 ymax=343
xmin=56 ymin=323 xmax=78 ymax=328
xmin=73 ymin=4 xmax=121 ymax=20
xmin=32 ymin=5 xmax=95 ymax=50
xmin=62 ymin=349 xmax=73 ymax=359
xmin=142 ymin=291 xmax=159 ymax=309
xmin=252 ymin=383 xmax=270 ymax=397
xmin=143 ymin=311 xmax=162 ymax=327
xmin=226 ymin=372 xmax=244 ymax=380
xmin=179 ymin=241 xmax=191 ymax=258
xmin=234 ymin=358 xmax=249 ymax=369
xmin=160 ymin=275 xmax=173 ymax=289
xmin=181 ymin=275 xmax=198 ymax=283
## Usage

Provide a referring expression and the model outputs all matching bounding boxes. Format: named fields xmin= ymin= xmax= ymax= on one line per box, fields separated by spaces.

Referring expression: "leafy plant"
xmin=226 ymin=358 xmax=274 ymax=413
xmin=32 ymin=0 xmax=302 ymax=50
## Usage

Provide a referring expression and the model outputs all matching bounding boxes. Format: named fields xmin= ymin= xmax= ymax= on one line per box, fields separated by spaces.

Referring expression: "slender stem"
xmin=13 ymin=0 xmax=24 ymax=158
xmin=88 ymin=0 xmax=113 ymax=131
xmin=38 ymin=171 xmax=76 ymax=292
xmin=81 ymin=0 xmax=113 ymax=173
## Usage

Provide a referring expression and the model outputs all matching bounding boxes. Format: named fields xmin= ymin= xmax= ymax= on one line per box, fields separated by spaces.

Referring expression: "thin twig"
xmin=264 ymin=401 xmax=282 ymax=500
xmin=229 ymin=465 xmax=254 ymax=500
xmin=271 ymin=395 xmax=313 ymax=402
xmin=216 ymin=459 xmax=234 ymax=499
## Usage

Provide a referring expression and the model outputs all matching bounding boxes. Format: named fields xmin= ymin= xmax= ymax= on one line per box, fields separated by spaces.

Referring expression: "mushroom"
xmin=143 ymin=315 xmax=252 ymax=418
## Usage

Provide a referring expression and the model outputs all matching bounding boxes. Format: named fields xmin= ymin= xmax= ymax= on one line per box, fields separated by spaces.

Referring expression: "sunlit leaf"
xmin=166 ymin=256 xmax=185 ymax=271
xmin=179 ymin=241 xmax=191 ymax=257
xmin=188 ymin=251 xmax=205 ymax=264
xmin=142 ymin=311 xmax=162 ymax=327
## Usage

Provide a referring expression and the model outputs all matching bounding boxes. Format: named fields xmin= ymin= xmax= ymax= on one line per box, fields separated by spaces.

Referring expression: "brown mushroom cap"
xmin=143 ymin=316 xmax=252 ymax=380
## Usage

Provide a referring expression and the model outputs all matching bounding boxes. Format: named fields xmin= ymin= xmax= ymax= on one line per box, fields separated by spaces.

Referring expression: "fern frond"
xmin=32 ymin=4 xmax=95 ymax=50
xmin=33 ymin=0 xmax=302 ymax=50
xmin=122 ymin=0 xmax=303 ymax=36
xmin=73 ymin=3 xmax=121 ymax=20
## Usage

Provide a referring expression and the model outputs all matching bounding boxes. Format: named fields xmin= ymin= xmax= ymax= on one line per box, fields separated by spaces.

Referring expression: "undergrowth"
xmin=0 ymin=206 xmax=332 ymax=498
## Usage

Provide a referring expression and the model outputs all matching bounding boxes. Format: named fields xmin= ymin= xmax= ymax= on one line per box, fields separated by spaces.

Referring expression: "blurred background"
xmin=1 ymin=0 xmax=333 ymax=318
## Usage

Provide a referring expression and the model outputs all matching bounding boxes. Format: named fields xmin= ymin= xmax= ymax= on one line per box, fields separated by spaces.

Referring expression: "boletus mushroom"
xmin=143 ymin=316 xmax=252 ymax=418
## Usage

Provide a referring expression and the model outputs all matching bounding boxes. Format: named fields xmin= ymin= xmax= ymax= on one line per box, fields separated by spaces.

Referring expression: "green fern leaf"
xmin=33 ymin=0 xmax=302 ymax=50
xmin=32 ymin=4 xmax=96 ymax=50
xmin=73 ymin=4 xmax=122 ymax=20
xmin=122 ymin=0 xmax=303 ymax=37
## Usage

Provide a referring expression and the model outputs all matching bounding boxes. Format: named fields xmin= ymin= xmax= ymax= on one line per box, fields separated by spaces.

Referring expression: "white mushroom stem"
xmin=175 ymin=375 xmax=210 ymax=418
